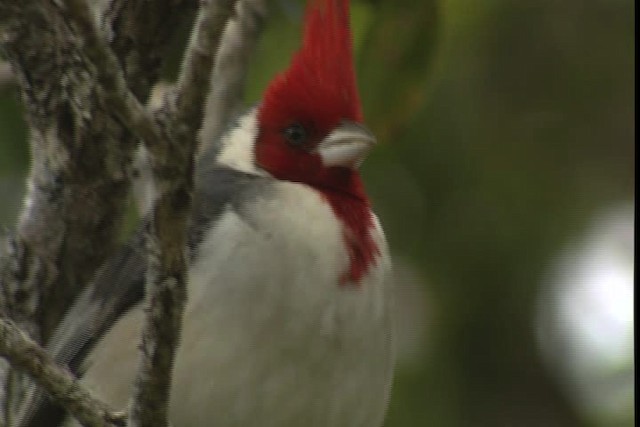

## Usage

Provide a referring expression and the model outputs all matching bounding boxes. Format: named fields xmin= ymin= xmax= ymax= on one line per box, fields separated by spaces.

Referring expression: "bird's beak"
xmin=317 ymin=121 xmax=376 ymax=169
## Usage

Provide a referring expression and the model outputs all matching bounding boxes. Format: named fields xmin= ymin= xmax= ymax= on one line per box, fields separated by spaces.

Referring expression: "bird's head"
xmin=255 ymin=0 xmax=374 ymax=201
xmin=212 ymin=0 xmax=380 ymax=284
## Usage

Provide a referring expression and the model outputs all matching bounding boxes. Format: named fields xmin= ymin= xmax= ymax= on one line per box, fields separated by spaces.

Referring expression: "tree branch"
xmin=171 ymin=0 xmax=239 ymax=128
xmin=0 ymin=61 xmax=14 ymax=91
xmin=127 ymin=1 xmax=238 ymax=426
xmin=100 ymin=0 xmax=198 ymax=101
xmin=58 ymin=0 xmax=164 ymax=147
xmin=1 ymin=0 xmax=242 ymax=425
xmin=0 ymin=0 xmax=131 ymax=347
xmin=0 ymin=0 xmax=196 ymax=422
xmin=199 ymin=0 xmax=268 ymax=155
xmin=0 ymin=317 xmax=125 ymax=427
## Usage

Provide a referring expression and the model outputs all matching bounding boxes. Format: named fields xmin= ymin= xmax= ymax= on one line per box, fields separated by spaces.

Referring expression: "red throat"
xmin=320 ymin=179 xmax=381 ymax=286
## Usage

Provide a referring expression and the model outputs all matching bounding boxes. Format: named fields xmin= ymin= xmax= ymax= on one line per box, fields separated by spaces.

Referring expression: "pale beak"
xmin=317 ymin=121 xmax=376 ymax=169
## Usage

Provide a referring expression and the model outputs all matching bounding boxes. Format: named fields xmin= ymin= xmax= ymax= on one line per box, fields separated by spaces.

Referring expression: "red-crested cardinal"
xmin=20 ymin=0 xmax=393 ymax=425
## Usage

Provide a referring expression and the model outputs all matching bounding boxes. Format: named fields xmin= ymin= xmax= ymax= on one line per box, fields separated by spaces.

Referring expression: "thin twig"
xmin=0 ymin=318 xmax=125 ymax=427
xmin=199 ymin=0 xmax=268 ymax=155
xmin=170 ymin=0 xmax=239 ymax=131
xmin=0 ymin=61 xmax=14 ymax=91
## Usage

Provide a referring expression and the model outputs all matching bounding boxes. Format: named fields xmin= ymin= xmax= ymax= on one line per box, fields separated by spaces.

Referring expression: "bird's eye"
xmin=282 ymin=123 xmax=308 ymax=147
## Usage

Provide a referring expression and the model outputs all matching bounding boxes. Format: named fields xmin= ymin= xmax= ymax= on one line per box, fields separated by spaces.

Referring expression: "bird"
xmin=18 ymin=0 xmax=394 ymax=425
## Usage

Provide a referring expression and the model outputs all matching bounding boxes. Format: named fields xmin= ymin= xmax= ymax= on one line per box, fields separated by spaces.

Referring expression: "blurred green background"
xmin=0 ymin=0 xmax=634 ymax=425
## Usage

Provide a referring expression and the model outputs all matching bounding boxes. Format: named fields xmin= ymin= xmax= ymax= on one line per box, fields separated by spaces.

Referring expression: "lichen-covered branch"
xmin=0 ymin=0 xmax=198 ymax=344
xmin=0 ymin=0 xmax=198 ymax=423
xmin=0 ymin=0 xmax=133 ymax=348
xmin=2 ymin=0 xmax=247 ymax=425
xmin=0 ymin=317 xmax=125 ymax=427
xmin=58 ymin=0 xmax=163 ymax=148
xmin=0 ymin=0 xmax=136 ymax=416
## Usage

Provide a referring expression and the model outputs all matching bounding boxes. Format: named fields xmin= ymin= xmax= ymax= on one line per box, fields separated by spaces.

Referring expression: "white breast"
xmin=74 ymin=181 xmax=393 ymax=427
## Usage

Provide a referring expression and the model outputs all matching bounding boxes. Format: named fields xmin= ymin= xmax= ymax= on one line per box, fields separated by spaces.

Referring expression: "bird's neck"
xmin=314 ymin=173 xmax=380 ymax=286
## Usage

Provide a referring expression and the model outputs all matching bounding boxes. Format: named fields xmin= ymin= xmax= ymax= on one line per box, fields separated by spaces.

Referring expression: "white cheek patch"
xmin=217 ymin=112 xmax=267 ymax=176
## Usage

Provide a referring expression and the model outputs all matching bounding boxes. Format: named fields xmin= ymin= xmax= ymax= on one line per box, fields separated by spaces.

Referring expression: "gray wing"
xmin=14 ymin=235 xmax=146 ymax=427
xmin=17 ymin=166 xmax=270 ymax=427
